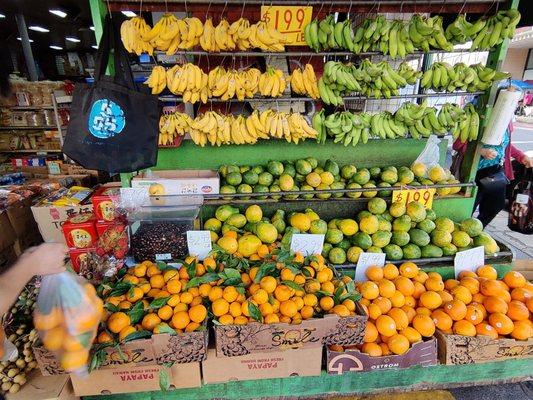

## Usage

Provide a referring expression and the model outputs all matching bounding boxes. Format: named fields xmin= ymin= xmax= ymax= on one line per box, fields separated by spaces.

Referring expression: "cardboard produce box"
xmin=131 ymin=170 xmax=219 ymax=195
xmin=34 ymin=331 xmax=208 ymax=376
xmin=70 ymin=362 xmax=201 ymax=397
xmin=327 ymin=338 xmax=438 ymax=374
xmin=6 ymin=371 xmax=78 ymax=400
xmin=31 ymin=203 xmax=93 ymax=244
xmin=435 ymin=330 xmax=533 ymax=365
xmin=202 ymin=346 xmax=322 ymax=384
xmin=214 ymin=312 xmax=367 ymax=357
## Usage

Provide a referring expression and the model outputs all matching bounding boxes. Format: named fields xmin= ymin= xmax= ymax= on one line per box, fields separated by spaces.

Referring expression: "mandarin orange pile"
xmin=97 ymin=258 xmax=213 ymax=344
xmin=208 ymin=253 xmax=359 ymax=325
xmin=432 ymin=266 xmax=532 ymax=341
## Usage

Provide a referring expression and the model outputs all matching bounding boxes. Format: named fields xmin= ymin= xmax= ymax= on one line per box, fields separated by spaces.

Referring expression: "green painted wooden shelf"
xmin=84 ymin=357 xmax=533 ymax=400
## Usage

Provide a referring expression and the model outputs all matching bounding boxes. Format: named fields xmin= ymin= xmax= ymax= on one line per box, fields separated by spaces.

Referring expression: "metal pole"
xmin=15 ymin=13 xmax=38 ymax=82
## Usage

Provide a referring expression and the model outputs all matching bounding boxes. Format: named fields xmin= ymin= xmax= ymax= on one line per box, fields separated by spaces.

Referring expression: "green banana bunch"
xmin=304 ymin=15 xmax=354 ymax=52
xmin=312 ymin=109 xmax=327 ymax=144
xmin=454 ymin=103 xmax=480 ymax=143
xmin=421 ymin=62 xmax=510 ymax=92
xmin=370 ymin=111 xmax=407 ymax=139
xmin=445 ymin=14 xmax=486 ymax=44
xmin=471 ymin=10 xmax=521 ymax=51
xmin=323 ymin=111 xmax=371 ymax=146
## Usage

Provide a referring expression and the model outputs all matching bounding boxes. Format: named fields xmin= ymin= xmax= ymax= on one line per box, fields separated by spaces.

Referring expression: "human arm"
xmin=480 ymin=148 xmax=498 ymax=160
xmin=0 ymin=243 xmax=67 ymax=316
xmin=509 ymin=144 xmax=533 ymax=168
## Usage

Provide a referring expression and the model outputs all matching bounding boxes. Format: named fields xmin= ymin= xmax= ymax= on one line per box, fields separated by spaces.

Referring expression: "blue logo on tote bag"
xmin=88 ymin=99 xmax=126 ymax=139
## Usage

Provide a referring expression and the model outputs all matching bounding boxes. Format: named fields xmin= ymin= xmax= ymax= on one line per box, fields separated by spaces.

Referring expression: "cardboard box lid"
xmin=134 ymin=170 xmax=218 ymax=180
xmin=6 ymin=371 xmax=77 ymax=400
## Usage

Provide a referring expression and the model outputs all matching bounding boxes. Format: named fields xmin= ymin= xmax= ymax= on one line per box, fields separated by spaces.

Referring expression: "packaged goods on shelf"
xmin=131 ymin=170 xmax=219 ymax=196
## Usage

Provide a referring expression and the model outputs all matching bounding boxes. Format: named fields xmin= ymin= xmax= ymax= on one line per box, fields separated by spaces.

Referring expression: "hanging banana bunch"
xmin=158 ymin=112 xmax=193 ymax=146
xmin=290 ymin=64 xmax=320 ymax=99
xmin=258 ymin=67 xmax=287 ymax=97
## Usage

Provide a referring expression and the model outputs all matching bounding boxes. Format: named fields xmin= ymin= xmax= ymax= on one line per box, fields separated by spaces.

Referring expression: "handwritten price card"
xmin=392 ymin=188 xmax=436 ymax=209
xmin=186 ymin=231 xmax=212 ymax=260
xmin=355 ymin=252 xmax=386 ymax=281
xmin=260 ymin=6 xmax=312 ymax=45
xmin=454 ymin=246 xmax=485 ymax=278
xmin=290 ymin=234 xmax=324 ymax=256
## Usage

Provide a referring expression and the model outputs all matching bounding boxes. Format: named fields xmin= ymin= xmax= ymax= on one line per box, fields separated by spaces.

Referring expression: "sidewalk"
xmin=484 ymin=210 xmax=533 ymax=260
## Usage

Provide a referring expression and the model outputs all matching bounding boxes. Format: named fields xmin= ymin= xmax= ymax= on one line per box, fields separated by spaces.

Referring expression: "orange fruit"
xmin=274 ymin=285 xmax=294 ymax=302
xmin=343 ymin=299 xmax=356 ymax=312
xmin=163 ymin=270 xmax=178 ymax=282
xmin=451 ymin=285 xmax=473 ymax=304
xmin=458 ymin=270 xmax=477 ymax=279
xmin=460 ymin=277 xmax=480 ymax=294
xmin=142 ymin=313 xmax=161 ymax=331
xmin=364 ymin=321 xmax=379 ymax=343
xmin=366 ymin=266 xmax=384 ymax=281
xmin=526 ymin=297 xmax=533 ymax=313
xmin=390 ymin=291 xmax=406 ymax=308
xmin=173 ymin=303 xmax=188 ymax=313
xmin=489 ymin=312 xmax=514 ymax=335
xmin=400 ymin=327 xmax=422 ymax=344
xmin=510 ymin=320 xmax=533 ymax=340
xmin=260 ymin=276 xmax=277 ymax=293
xmin=303 ymin=294 xmax=318 ymax=307
xmin=319 ymin=296 xmax=334 ymax=311
xmin=264 ymin=314 xmax=280 ymax=324
xmin=107 ymin=312 xmax=131 ymax=334
xmin=388 ymin=334 xmax=410 ymax=355
xmin=419 ymin=291 xmax=442 ymax=310
xmin=379 ymin=342 xmax=391 ymax=356
xmin=172 ymin=311 xmax=190 ymax=329
xmin=166 ymin=279 xmax=182 ymax=294
xmin=97 ymin=331 xmax=113 ymax=344
xmin=412 ymin=314 xmax=435 ymax=337
xmin=60 ymin=349 xmax=89 ymax=371
xmin=321 ymin=281 xmax=335 ymax=295
xmin=402 ymin=305 xmax=416 ymax=323
xmin=476 ymin=322 xmax=498 ymax=339
xmin=218 ymin=314 xmax=234 ymax=325
xmin=212 ymin=298 xmax=230 ymax=317
xmin=404 ymin=296 xmax=417 ymax=308
xmin=146 ymin=264 xmax=161 ymax=277
xmin=472 ymin=293 xmax=486 ymax=304
xmin=126 ymin=287 xmax=143 ymax=302
xmin=361 ymin=342 xmax=382 ymax=356
xmin=229 ymin=302 xmax=243 ymax=318
xmin=157 ymin=305 xmax=173 ymax=321
xmin=431 ymin=309 xmax=453 ymax=331
xmin=118 ymin=326 xmax=136 ymax=342
xmin=368 ymin=304 xmax=382 ymax=320
xmin=373 ymin=297 xmax=392 ymax=314
xmin=399 ymin=262 xmax=419 ymax=278
xmin=413 ymin=271 xmax=429 ymax=284
xmin=443 ymin=300 xmax=467 ymax=321
xmin=259 ymin=302 xmax=274 ymax=316
xmin=378 ymin=280 xmax=396 ymax=298
xmin=444 ymin=279 xmax=460 ymax=291
xmin=332 ymin=305 xmax=350 ymax=317
xmin=134 ymin=264 xmax=147 ymax=277
xmin=416 ymin=307 xmax=432 ymax=316
xmin=506 ymin=300 xmax=529 ymax=321
xmin=387 ymin=308 xmax=409 ymax=330
xmin=483 ymin=296 xmax=508 ymax=314
xmin=438 ymin=290 xmax=454 ymax=303
xmin=222 ymin=286 xmax=239 ymax=303
xmin=43 ymin=326 xmax=65 ymax=351
xmin=281 ymin=268 xmax=296 ymax=281
xmin=511 ymin=287 xmax=532 ymax=303
xmin=189 ymin=304 xmax=207 ymax=323
xmin=376 ymin=315 xmax=397 ymax=336
xmin=425 ymin=277 xmax=444 ymax=292
xmin=360 ymin=281 xmax=380 ymax=300
xmin=480 ymin=280 xmax=507 ymax=297
xmin=472 ymin=302 xmax=487 ymax=319
xmin=464 ymin=305 xmax=483 ymax=325
xmin=503 ymin=271 xmax=526 ymax=289
xmin=180 ymin=292 xmax=193 ymax=304
xmin=394 ymin=277 xmax=415 ymax=296
xmin=208 ymin=286 xmax=223 ymax=302
xmin=280 ymin=300 xmax=298 ymax=318
xmin=149 ymin=275 xmax=165 ymax=289
xmin=477 ymin=265 xmax=497 ymax=280
xmin=453 ymin=320 xmax=476 ymax=337
xmin=301 ymin=305 xmax=314 ymax=320
xmin=412 ymin=282 xmax=426 ymax=300
xmin=383 ymin=264 xmax=399 ymax=280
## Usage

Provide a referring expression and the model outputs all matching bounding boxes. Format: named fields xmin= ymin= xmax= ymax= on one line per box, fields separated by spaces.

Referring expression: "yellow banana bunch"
xmin=120 ymin=16 xmax=154 ymax=55
xmin=249 ymin=21 xmax=290 ymax=51
xmin=166 ymin=63 xmax=209 ymax=104
xmin=158 ymin=112 xmax=193 ymax=146
xmin=144 ymin=66 xmax=166 ymax=94
xmin=259 ymin=67 xmax=286 ymax=97
xmin=290 ymin=64 xmax=320 ymax=99
xmin=209 ymin=67 xmax=261 ymax=101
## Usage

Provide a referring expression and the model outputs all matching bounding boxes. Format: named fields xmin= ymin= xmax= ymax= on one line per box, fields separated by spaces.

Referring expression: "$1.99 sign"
xmin=392 ymin=188 xmax=436 ymax=209
xmin=260 ymin=6 xmax=312 ymax=45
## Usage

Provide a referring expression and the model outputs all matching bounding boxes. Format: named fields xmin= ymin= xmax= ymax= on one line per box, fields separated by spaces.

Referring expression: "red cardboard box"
xmin=92 ymin=186 xmax=120 ymax=222
xmin=68 ymin=247 xmax=94 ymax=273
xmin=62 ymin=214 xmax=97 ymax=249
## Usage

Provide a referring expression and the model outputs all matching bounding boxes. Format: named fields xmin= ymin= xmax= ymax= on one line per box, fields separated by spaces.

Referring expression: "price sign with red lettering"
xmin=260 ymin=6 xmax=312 ymax=45
xmin=392 ymin=188 xmax=436 ymax=209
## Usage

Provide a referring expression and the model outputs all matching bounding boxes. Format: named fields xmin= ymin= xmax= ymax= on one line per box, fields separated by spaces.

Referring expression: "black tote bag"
xmin=63 ymin=15 xmax=159 ymax=173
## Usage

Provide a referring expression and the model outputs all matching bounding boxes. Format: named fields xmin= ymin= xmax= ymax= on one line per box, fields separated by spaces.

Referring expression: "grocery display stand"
xmin=85 ymin=0 xmax=531 ymax=398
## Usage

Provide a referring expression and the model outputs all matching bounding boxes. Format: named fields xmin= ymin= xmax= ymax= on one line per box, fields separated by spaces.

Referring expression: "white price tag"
xmin=454 ymin=246 xmax=485 ymax=278
xmin=355 ymin=252 xmax=386 ymax=281
xmin=290 ymin=234 xmax=324 ymax=256
xmin=186 ymin=231 xmax=212 ymax=260
xmin=155 ymin=253 xmax=172 ymax=261
xmin=516 ymin=194 xmax=529 ymax=204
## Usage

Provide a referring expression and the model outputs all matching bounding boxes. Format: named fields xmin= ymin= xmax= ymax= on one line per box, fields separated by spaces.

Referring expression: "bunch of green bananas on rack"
xmin=445 ymin=10 xmax=521 ymax=50
xmin=318 ymin=60 xmax=420 ymax=105
xmin=421 ymin=62 xmax=510 ymax=92
xmin=321 ymin=111 xmax=371 ymax=146
xmin=407 ymin=14 xmax=453 ymax=53
xmin=304 ymin=15 xmax=353 ymax=52
xmin=454 ymin=104 xmax=480 ymax=143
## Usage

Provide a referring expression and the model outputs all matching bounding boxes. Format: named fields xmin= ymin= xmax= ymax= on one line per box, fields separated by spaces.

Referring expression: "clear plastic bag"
xmin=0 ymin=327 xmax=18 ymax=362
xmin=414 ymin=135 xmax=441 ymax=168
xmin=33 ymin=272 xmax=103 ymax=375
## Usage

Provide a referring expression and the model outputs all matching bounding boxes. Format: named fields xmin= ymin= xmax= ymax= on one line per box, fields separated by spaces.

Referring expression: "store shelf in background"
xmin=0 ymin=149 xmax=62 ymax=153
xmin=107 ymin=0 xmax=506 ymax=14
xmin=8 ymin=106 xmax=55 ymax=111
xmin=0 ymin=126 xmax=59 ymax=131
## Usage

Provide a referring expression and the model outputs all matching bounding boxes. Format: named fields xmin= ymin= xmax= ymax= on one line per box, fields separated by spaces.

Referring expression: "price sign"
xmin=454 ymin=246 xmax=485 ymax=278
xmin=290 ymin=234 xmax=324 ymax=256
xmin=186 ymin=231 xmax=212 ymax=261
xmin=260 ymin=6 xmax=313 ymax=46
xmin=355 ymin=252 xmax=386 ymax=281
xmin=392 ymin=188 xmax=436 ymax=208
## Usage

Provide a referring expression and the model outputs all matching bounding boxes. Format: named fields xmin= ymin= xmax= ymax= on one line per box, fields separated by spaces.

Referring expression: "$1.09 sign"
xmin=260 ymin=6 xmax=312 ymax=45
xmin=392 ymin=188 xmax=436 ymax=209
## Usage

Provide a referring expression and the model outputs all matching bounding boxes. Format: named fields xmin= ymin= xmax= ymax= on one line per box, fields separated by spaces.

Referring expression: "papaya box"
xmin=326 ymin=337 xmax=438 ymax=374
xmin=435 ymin=330 xmax=533 ymax=365
xmin=214 ymin=309 xmax=367 ymax=358
xmin=33 ymin=331 xmax=208 ymax=376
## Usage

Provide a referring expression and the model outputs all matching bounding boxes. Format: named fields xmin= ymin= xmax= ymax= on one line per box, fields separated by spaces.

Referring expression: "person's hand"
xmin=480 ymin=148 xmax=497 ymax=160
xmin=19 ymin=243 xmax=67 ymax=277
xmin=522 ymin=155 xmax=533 ymax=168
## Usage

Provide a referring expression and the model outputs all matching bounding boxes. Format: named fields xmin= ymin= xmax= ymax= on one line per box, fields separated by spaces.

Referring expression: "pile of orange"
xmin=97 ymin=257 xmax=214 ymax=344
xmin=208 ymin=253 xmax=359 ymax=325
xmin=432 ymin=265 xmax=532 ymax=341
xmin=34 ymin=277 xmax=103 ymax=372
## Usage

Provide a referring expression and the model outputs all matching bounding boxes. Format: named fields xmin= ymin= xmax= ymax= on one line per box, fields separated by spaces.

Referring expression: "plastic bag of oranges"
xmin=33 ymin=272 xmax=103 ymax=375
